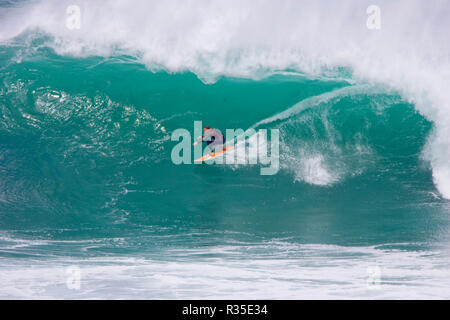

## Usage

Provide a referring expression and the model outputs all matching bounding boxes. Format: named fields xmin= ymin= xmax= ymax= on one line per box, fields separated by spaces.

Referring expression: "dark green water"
xmin=1 ymin=38 xmax=450 ymax=299
xmin=1 ymin=46 xmax=448 ymax=246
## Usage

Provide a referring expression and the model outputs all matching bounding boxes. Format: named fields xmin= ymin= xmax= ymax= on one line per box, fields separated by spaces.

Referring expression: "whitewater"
xmin=1 ymin=0 xmax=450 ymax=299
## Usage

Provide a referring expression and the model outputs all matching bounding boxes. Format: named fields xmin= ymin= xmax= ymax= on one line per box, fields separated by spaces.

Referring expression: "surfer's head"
xmin=203 ymin=126 xmax=211 ymax=132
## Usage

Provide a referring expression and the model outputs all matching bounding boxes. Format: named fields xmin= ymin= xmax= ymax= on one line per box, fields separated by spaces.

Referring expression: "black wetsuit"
xmin=203 ymin=128 xmax=225 ymax=150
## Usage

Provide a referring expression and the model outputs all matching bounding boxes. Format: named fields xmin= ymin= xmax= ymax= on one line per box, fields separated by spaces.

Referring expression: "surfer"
xmin=193 ymin=126 xmax=226 ymax=156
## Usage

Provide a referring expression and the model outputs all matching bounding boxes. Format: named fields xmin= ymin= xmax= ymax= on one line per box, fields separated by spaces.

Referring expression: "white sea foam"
xmin=1 ymin=241 xmax=449 ymax=299
xmin=1 ymin=0 xmax=450 ymax=197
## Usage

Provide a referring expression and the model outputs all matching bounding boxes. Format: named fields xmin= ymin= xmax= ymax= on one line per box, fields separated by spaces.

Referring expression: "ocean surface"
xmin=1 ymin=0 xmax=450 ymax=299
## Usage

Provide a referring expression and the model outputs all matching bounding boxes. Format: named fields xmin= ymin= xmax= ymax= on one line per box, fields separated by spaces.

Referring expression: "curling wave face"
xmin=1 ymin=0 xmax=450 ymax=198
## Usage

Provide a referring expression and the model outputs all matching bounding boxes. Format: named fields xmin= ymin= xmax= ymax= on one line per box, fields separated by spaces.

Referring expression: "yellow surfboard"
xmin=194 ymin=146 xmax=234 ymax=162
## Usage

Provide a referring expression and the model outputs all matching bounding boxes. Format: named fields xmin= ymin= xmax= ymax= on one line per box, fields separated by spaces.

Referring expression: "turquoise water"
xmin=1 ymin=0 xmax=450 ymax=299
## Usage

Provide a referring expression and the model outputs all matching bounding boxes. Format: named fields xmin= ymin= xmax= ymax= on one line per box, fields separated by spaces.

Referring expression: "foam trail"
xmin=251 ymin=85 xmax=377 ymax=129
xmin=1 ymin=0 xmax=450 ymax=197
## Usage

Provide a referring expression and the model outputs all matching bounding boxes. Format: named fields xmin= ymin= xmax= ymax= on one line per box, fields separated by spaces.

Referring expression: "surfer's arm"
xmin=193 ymin=135 xmax=203 ymax=146
xmin=193 ymin=130 xmax=214 ymax=145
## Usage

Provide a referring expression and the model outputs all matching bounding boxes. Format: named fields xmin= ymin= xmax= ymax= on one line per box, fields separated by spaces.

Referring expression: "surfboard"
xmin=194 ymin=146 xmax=234 ymax=162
